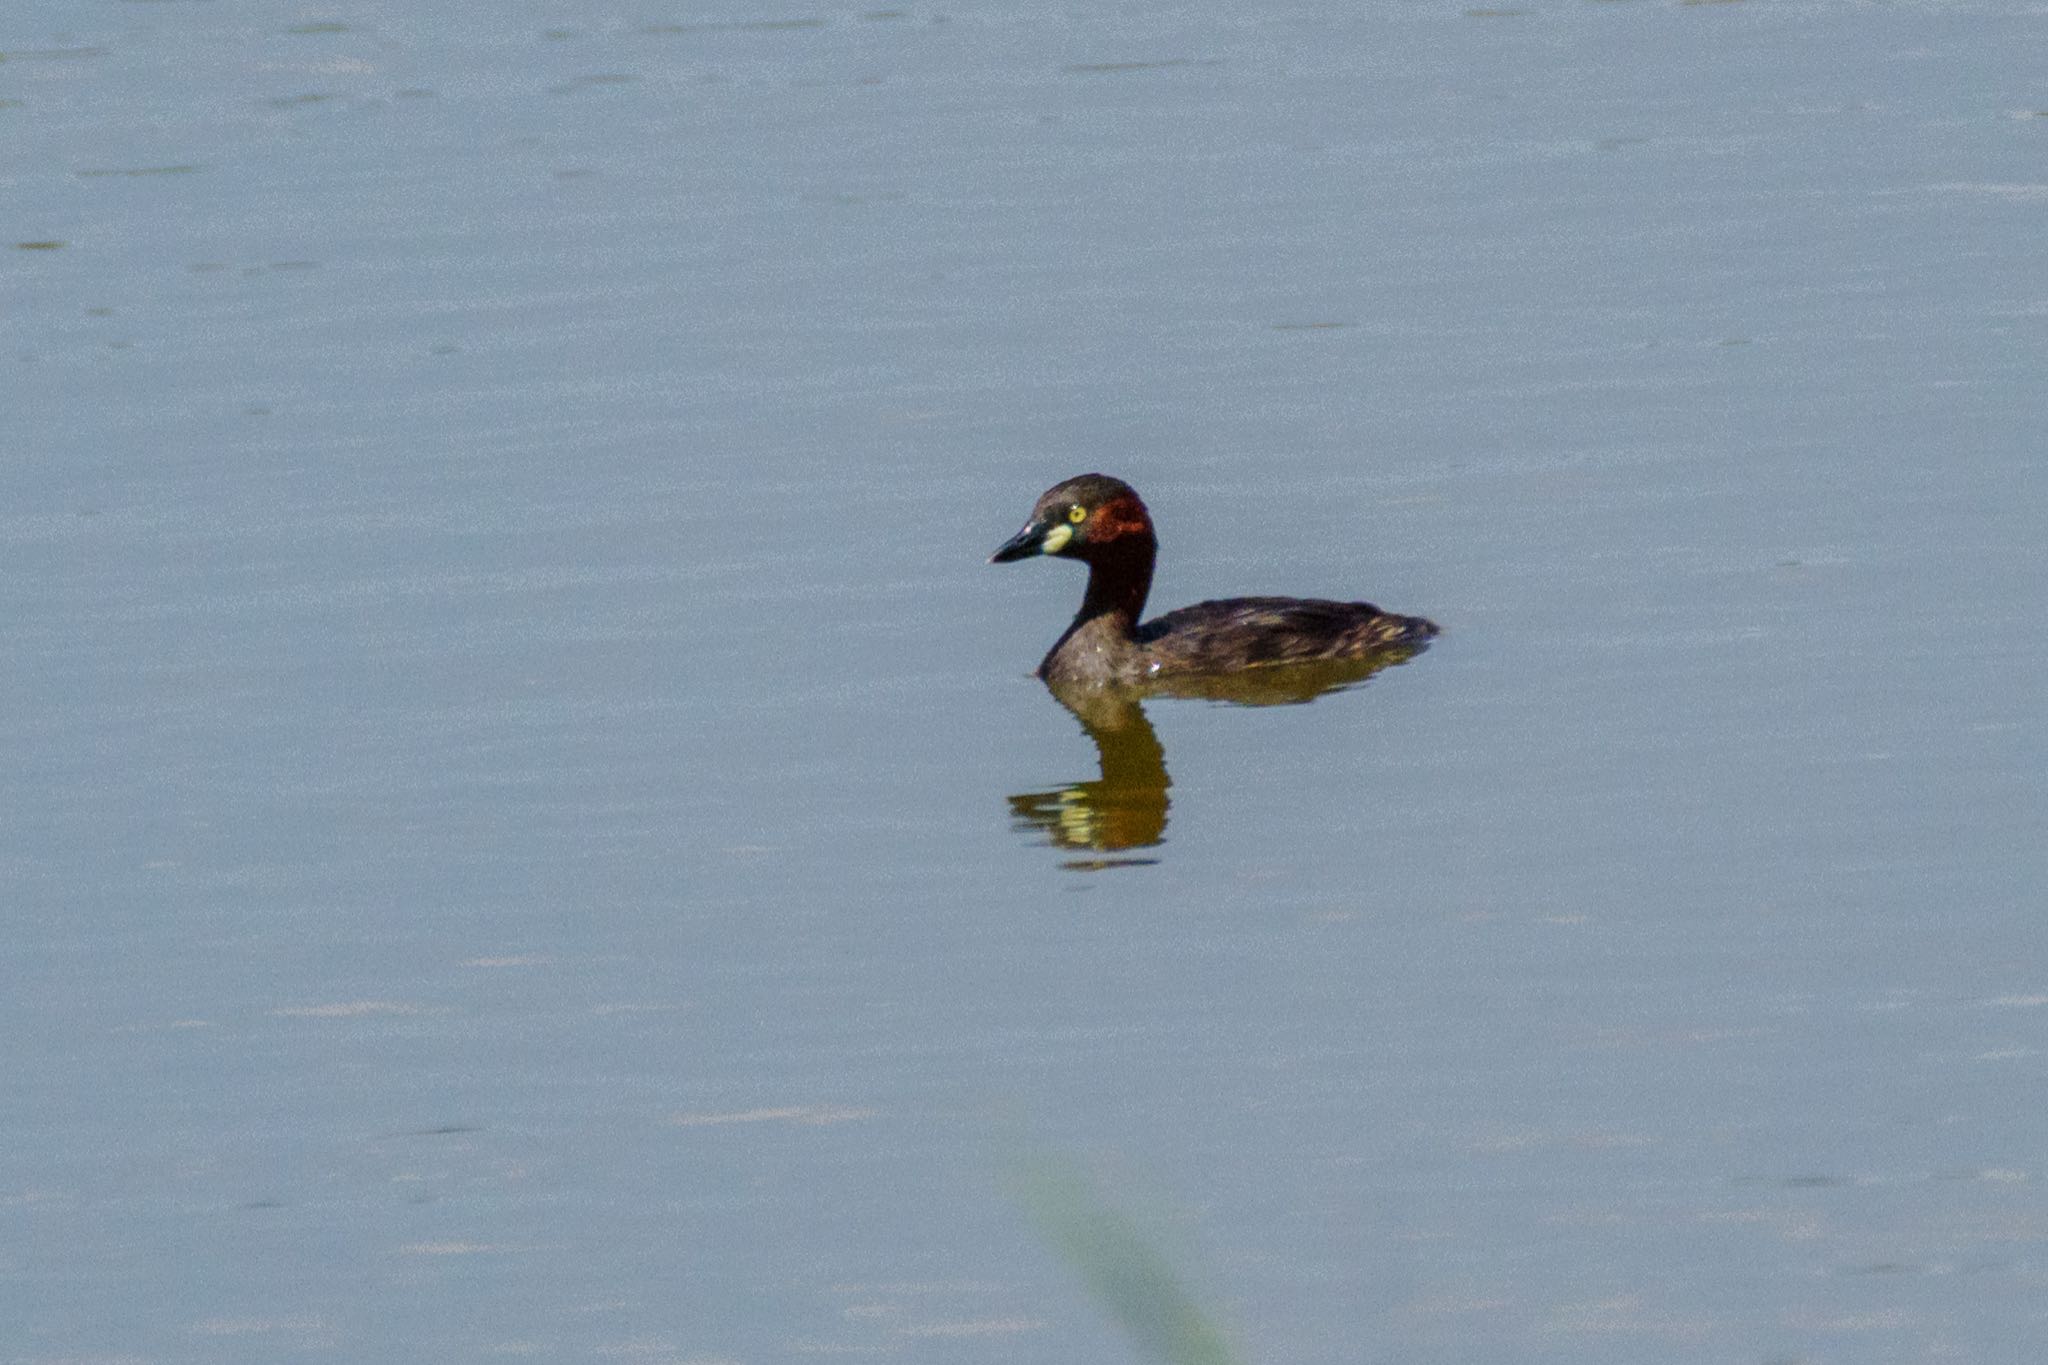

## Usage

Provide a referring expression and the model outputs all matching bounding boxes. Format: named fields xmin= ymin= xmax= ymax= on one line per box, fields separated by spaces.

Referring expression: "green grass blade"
xmin=1007 ymin=1153 xmax=1243 ymax=1365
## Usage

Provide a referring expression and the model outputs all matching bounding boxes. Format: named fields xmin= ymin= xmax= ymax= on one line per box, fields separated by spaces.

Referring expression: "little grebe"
xmin=990 ymin=474 xmax=1438 ymax=686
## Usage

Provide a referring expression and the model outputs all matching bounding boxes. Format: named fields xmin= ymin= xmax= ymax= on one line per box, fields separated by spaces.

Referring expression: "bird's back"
xmin=1137 ymin=596 xmax=1438 ymax=674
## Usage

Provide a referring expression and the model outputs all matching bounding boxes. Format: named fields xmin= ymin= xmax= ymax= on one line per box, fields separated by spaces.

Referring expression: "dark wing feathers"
xmin=1138 ymin=597 xmax=1437 ymax=672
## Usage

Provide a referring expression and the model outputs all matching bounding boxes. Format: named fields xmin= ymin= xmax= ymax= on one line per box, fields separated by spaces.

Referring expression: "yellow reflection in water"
xmin=1007 ymin=647 xmax=1427 ymax=869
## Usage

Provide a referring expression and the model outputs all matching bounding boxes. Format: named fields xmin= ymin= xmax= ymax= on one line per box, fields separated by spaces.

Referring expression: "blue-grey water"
xmin=5 ymin=2 xmax=2044 ymax=1361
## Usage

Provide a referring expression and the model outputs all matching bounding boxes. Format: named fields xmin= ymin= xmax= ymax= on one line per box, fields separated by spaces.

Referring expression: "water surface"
xmin=5 ymin=1 xmax=2045 ymax=1361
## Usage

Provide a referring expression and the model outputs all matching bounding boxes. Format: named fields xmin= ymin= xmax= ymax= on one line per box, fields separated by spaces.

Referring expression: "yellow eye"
xmin=1067 ymin=505 xmax=1087 ymax=524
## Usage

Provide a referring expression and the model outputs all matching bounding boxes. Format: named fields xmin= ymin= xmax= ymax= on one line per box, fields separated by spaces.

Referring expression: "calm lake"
xmin=5 ymin=1 xmax=2044 ymax=1361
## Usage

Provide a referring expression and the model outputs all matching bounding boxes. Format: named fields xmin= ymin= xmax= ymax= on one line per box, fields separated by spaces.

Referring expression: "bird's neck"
xmin=1076 ymin=537 xmax=1156 ymax=636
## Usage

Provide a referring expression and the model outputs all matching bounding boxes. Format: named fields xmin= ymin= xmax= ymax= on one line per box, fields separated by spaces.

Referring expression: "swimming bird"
xmin=990 ymin=474 xmax=1437 ymax=687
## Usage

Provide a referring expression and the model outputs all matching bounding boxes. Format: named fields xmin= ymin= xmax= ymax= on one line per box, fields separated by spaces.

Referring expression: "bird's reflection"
xmin=1007 ymin=647 xmax=1426 ymax=870
xmin=1008 ymin=684 xmax=1171 ymax=870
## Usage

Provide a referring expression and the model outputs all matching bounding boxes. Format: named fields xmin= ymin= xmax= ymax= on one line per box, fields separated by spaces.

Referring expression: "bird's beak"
xmin=989 ymin=519 xmax=1048 ymax=563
